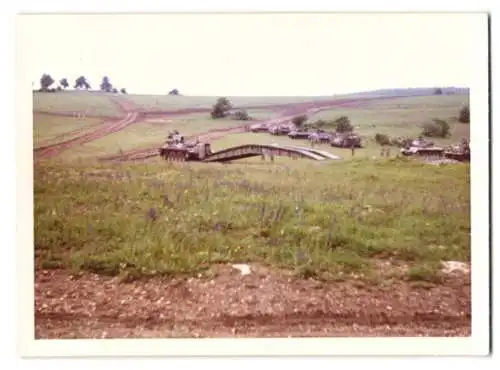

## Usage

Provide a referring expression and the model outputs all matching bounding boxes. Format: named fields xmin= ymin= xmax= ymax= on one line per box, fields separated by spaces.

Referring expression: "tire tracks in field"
xmin=99 ymin=98 xmax=376 ymax=162
xmin=33 ymin=94 xmax=420 ymax=160
xmin=34 ymin=97 xmax=142 ymax=159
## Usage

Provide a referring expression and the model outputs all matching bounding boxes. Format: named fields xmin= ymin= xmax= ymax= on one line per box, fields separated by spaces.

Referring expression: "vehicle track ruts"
xmin=33 ymin=94 xmax=422 ymax=160
xmin=35 ymin=118 xmax=116 ymax=148
xmin=100 ymin=99 xmax=371 ymax=162
xmin=35 ymin=111 xmax=140 ymax=159
xmin=34 ymin=110 xmax=119 ymax=120
xmin=34 ymin=97 xmax=143 ymax=159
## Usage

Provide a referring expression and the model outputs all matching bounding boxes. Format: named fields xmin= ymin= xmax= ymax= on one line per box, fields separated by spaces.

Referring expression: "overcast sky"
xmin=17 ymin=13 xmax=485 ymax=96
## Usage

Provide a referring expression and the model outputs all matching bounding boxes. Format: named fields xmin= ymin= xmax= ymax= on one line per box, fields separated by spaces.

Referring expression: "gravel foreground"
xmin=35 ymin=264 xmax=471 ymax=339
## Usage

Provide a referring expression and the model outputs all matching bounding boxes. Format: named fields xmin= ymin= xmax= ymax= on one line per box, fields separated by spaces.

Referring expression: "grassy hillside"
xmin=34 ymin=157 xmax=470 ymax=283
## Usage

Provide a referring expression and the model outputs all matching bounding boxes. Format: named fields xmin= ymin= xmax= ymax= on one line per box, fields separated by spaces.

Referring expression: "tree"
xmin=210 ymin=97 xmax=232 ymax=119
xmin=74 ymin=76 xmax=91 ymax=90
xmin=120 ymin=88 xmax=127 ymax=94
xmin=458 ymin=105 xmax=470 ymax=123
xmin=334 ymin=116 xmax=353 ymax=133
xmin=291 ymin=114 xmax=308 ymax=128
xmin=39 ymin=73 xmax=54 ymax=91
xmin=421 ymin=118 xmax=450 ymax=138
xmin=434 ymin=88 xmax=443 ymax=95
xmin=59 ymin=78 xmax=69 ymax=89
xmin=168 ymin=88 xmax=180 ymax=95
xmin=56 ymin=86 xmax=63 ymax=92
xmin=111 ymin=88 xmax=118 ymax=94
xmin=100 ymin=76 xmax=113 ymax=92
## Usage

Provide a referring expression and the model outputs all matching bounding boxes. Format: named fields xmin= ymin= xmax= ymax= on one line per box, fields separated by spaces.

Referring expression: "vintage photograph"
xmin=21 ymin=12 xmax=487 ymax=344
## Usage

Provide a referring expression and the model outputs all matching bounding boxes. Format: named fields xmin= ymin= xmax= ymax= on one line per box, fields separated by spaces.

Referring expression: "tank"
xmin=159 ymin=134 xmax=212 ymax=161
xmin=269 ymin=125 xmax=292 ymax=136
xmin=288 ymin=130 xmax=311 ymax=140
xmin=330 ymin=133 xmax=362 ymax=148
xmin=443 ymin=139 xmax=470 ymax=162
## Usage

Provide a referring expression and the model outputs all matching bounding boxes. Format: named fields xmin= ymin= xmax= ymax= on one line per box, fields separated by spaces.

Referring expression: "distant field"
xmin=123 ymin=94 xmax=358 ymax=111
xmin=33 ymin=92 xmax=122 ymax=117
xmin=33 ymin=90 xmax=440 ymax=117
xmin=33 ymin=114 xmax=104 ymax=147
xmin=308 ymin=94 xmax=470 ymax=146
xmin=32 ymin=93 xmax=470 ymax=160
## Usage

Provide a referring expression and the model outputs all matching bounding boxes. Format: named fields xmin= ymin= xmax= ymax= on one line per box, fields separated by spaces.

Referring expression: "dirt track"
xmin=33 ymin=95 xmax=392 ymax=161
xmin=35 ymin=264 xmax=471 ymax=339
xmin=97 ymin=101 xmax=366 ymax=162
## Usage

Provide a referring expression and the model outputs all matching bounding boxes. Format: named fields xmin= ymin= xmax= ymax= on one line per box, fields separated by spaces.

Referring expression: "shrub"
xmin=458 ymin=105 xmax=470 ymax=124
xmin=374 ymin=133 xmax=391 ymax=146
xmin=421 ymin=119 xmax=450 ymax=138
xmin=292 ymin=115 xmax=308 ymax=128
xmin=233 ymin=110 xmax=252 ymax=121
xmin=334 ymin=116 xmax=353 ymax=133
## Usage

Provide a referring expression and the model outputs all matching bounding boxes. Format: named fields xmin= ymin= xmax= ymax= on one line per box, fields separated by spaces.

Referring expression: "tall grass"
xmin=34 ymin=157 xmax=470 ymax=282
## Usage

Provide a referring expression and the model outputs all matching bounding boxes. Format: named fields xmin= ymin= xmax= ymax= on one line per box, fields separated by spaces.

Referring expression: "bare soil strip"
xmin=35 ymin=264 xmax=470 ymax=339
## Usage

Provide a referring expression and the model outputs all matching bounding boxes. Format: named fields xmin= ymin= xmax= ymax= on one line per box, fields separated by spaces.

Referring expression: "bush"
xmin=421 ymin=119 xmax=450 ymax=138
xmin=458 ymin=105 xmax=470 ymax=123
xmin=374 ymin=133 xmax=391 ymax=146
xmin=334 ymin=116 xmax=353 ymax=133
xmin=292 ymin=115 xmax=308 ymax=128
xmin=233 ymin=110 xmax=252 ymax=121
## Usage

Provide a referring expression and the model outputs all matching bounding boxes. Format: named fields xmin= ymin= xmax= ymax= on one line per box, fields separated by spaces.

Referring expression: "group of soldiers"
xmin=165 ymin=130 xmax=184 ymax=146
xmin=165 ymin=130 xmax=202 ymax=148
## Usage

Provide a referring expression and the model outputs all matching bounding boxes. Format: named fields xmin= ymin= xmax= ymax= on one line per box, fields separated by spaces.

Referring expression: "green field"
xmin=33 ymin=91 xmax=123 ymax=117
xmin=309 ymin=94 xmax=470 ymax=146
xmin=33 ymin=114 xmax=104 ymax=147
xmin=33 ymin=92 xmax=471 ymax=285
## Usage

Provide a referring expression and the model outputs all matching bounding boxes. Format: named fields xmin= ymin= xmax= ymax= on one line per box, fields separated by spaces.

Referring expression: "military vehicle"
xmin=269 ymin=125 xmax=292 ymax=136
xmin=288 ymin=130 xmax=311 ymax=140
xmin=250 ymin=123 xmax=269 ymax=133
xmin=330 ymin=132 xmax=362 ymax=148
xmin=443 ymin=139 xmax=470 ymax=162
xmin=399 ymin=136 xmax=445 ymax=158
xmin=159 ymin=139 xmax=213 ymax=161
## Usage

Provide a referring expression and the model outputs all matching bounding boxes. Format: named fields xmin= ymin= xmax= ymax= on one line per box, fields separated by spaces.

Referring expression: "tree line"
xmin=37 ymin=73 xmax=127 ymax=94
